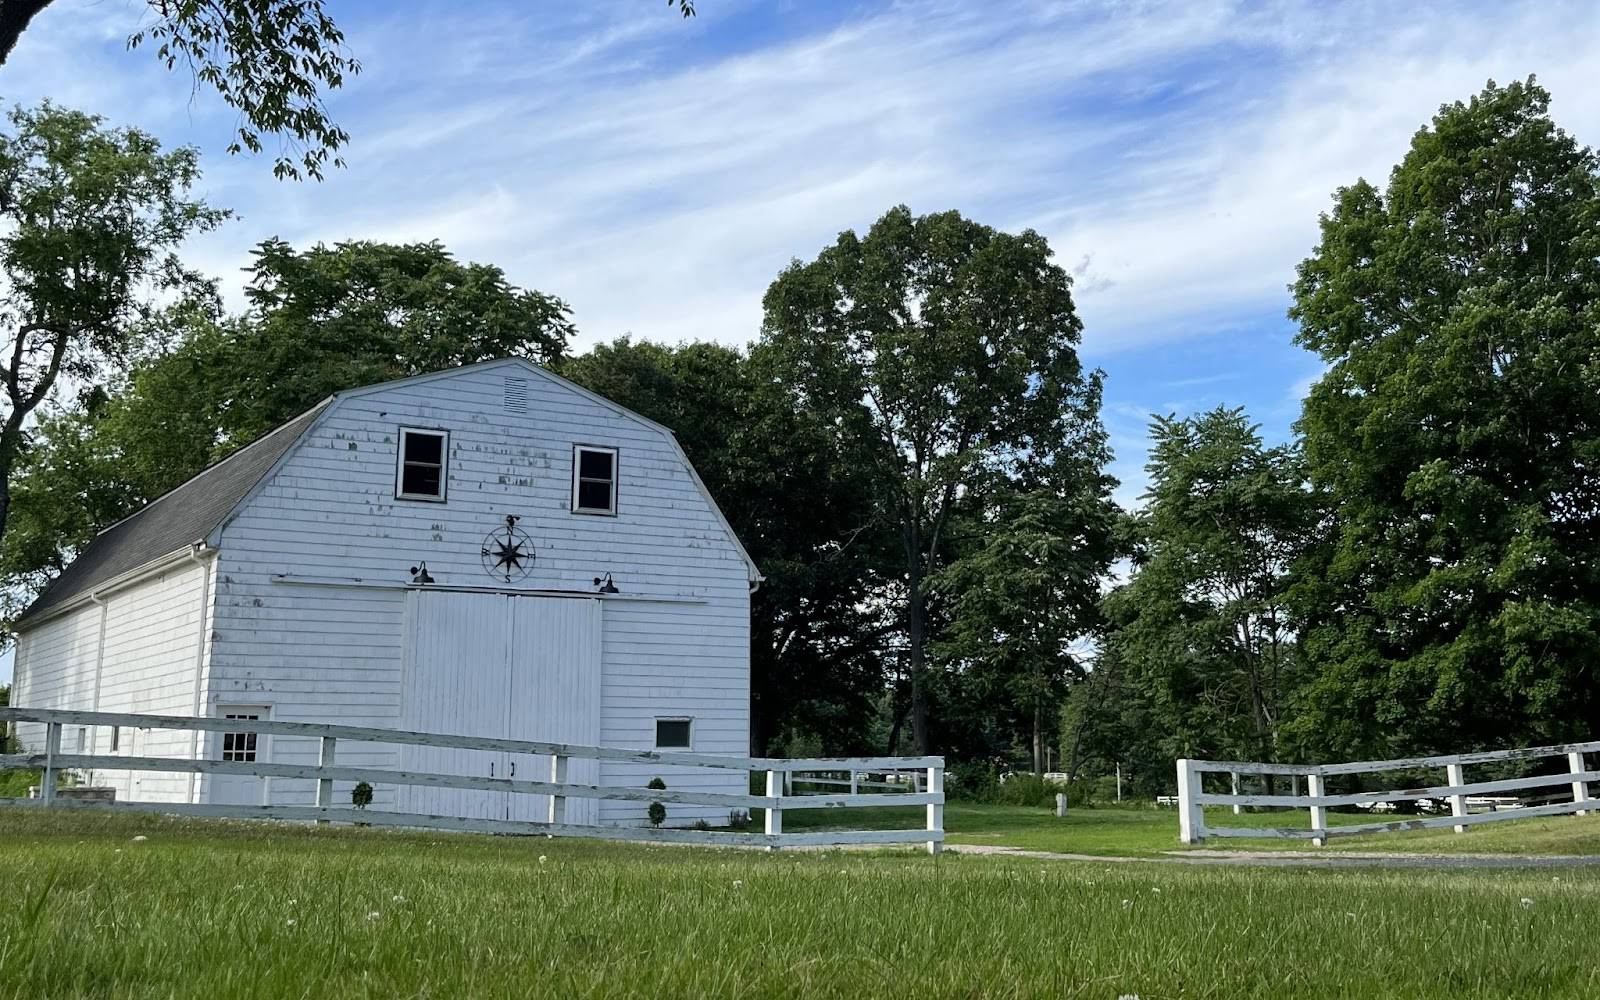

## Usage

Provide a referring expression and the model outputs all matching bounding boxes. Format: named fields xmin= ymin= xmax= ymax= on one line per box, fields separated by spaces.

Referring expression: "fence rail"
xmin=1177 ymin=739 xmax=1600 ymax=845
xmin=0 ymin=707 xmax=944 ymax=852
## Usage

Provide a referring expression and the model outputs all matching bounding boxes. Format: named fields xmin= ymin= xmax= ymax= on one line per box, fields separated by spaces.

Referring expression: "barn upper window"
xmin=572 ymin=445 xmax=617 ymax=515
xmin=655 ymin=718 xmax=693 ymax=749
xmin=396 ymin=428 xmax=449 ymax=502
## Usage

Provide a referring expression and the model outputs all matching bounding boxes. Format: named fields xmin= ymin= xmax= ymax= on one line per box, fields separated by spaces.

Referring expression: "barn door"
xmin=209 ymin=705 xmax=271 ymax=807
xmin=399 ymin=591 xmax=511 ymax=821
xmin=504 ymin=597 xmax=602 ymax=825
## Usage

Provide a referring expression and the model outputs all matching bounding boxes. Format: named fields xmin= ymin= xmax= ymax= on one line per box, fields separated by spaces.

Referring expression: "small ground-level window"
xmin=220 ymin=710 xmax=263 ymax=762
xmin=655 ymin=718 xmax=693 ymax=749
xmin=396 ymin=427 xmax=449 ymax=501
xmin=572 ymin=445 xmax=617 ymax=515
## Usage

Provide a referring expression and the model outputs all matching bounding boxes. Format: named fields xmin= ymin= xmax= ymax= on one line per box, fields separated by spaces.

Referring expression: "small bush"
xmin=351 ymin=781 xmax=374 ymax=809
xmin=0 ymin=769 xmax=40 ymax=798
xmin=728 ymin=810 xmax=751 ymax=830
xmin=690 ymin=818 xmax=711 ymax=832
xmin=647 ymin=776 xmax=667 ymax=827
xmin=993 ymin=773 xmax=1066 ymax=809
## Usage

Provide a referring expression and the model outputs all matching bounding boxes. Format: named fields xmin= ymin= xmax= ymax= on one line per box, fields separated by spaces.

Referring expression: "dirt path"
xmin=947 ymin=843 xmax=1600 ymax=869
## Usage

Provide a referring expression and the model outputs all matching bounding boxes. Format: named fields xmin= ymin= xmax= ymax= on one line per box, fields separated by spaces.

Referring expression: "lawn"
xmin=3 ymin=809 xmax=1600 ymax=998
xmin=779 ymin=799 xmax=1600 ymax=856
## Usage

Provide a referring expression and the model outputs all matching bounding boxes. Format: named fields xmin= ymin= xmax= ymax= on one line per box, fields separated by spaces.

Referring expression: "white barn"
xmin=9 ymin=358 xmax=759 ymax=827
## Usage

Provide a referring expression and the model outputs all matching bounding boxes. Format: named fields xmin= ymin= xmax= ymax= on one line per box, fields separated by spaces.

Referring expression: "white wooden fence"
xmin=1177 ymin=739 xmax=1600 ymax=845
xmin=0 ymin=707 xmax=944 ymax=853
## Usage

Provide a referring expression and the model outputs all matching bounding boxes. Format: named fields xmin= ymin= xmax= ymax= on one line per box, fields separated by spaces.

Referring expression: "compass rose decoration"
xmin=481 ymin=514 xmax=535 ymax=583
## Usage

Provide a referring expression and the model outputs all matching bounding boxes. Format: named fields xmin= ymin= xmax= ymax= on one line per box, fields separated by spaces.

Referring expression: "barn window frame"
xmin=217 ymin=706 xmax=269 ymax=763
xmin=396 ymin=427 xmax=450 ymax=503
xmin=654 ymin=717 xmax=693 ymax=750
xmin=571 ymin=444 xmax=618 ymax=516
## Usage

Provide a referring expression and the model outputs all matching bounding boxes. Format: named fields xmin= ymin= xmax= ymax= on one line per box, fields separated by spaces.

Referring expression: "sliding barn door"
xmin=398 ymin=591 xmax=510 ymax=821
xmin=505 ymin=597 xmax=602 ymax=825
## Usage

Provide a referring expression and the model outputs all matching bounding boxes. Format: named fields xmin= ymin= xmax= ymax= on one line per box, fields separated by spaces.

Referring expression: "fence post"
xmin=1570 ymin=752 xmax=1590 ymax=817
xmin=40 ymin=722 xmax=61 ymax=807
xmin=850 ymin=769 xmax=859 ymax=795
xmin=315 ymin=736 xmax=336 ymax=824
xmin=1307 ymin=771 xmax=1327 ymax=847
xmin=1447 ymin=762 xmax=1468 ymax=834
xmin=1176 ymin=759 xmax=1205 ymax=844
xmin=1230 ymin=771 xmax=1242 ymax=815
xmin=926 ymin=763 xmax=944 ymax=856
xmin=764 ymin=769 xmax=783 ymax=850
xmin=549 ymin=754 xmax=568 ymax=824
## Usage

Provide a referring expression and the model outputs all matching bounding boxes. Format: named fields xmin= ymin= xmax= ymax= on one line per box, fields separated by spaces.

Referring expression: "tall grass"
xmin=1 ymin=810 xmax=1598 ymax=998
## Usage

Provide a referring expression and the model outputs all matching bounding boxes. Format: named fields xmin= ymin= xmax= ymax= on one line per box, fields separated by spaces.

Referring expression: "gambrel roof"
xmin=16 ymin=358 xmax=759 ymax=628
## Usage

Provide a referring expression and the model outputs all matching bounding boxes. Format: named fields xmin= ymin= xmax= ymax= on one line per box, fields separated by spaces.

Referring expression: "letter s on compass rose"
xmin=481 ymin=514 xmax=535 ymax=583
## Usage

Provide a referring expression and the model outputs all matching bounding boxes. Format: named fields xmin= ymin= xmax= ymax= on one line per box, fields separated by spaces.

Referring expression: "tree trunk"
xmin=1032 ymin=696 xmax=1044 ymax=774
xmin=901 ymin=502 xmax=932 ymax=755
xmin=0 ymin=423 xmax=16 ymax=546
xmin=907 ymin=563 xmax=930 ymax=755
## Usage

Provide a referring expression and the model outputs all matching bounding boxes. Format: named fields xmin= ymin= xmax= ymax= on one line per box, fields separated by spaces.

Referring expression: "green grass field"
xmin=780 ymin=800 xmax=1600 ymax=857
xmin=3 ymin=808 xmax=1600 ymax=998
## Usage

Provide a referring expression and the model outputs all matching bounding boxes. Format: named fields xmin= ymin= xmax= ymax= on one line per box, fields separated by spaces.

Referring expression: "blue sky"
xmin=7 ymin=1 xmax=1599 ymax=506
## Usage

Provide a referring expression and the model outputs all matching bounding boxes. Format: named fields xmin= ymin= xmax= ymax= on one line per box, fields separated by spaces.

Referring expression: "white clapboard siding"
xmin=598 ymin=599 xmax=749 ymax=827
xmin=9 ymin=606 xmax=101 ymax=754
xmin=12 ymin=561 xmax=210 ymax=804
xmin=199 ymin=361 xmax=750 ymax=816
xmin=93 ymin=561 xmax=212 ymax=803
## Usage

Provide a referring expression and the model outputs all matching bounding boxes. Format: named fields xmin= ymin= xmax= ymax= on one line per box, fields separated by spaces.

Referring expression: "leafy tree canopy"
xmin=760 ymin=204 xmax=1104 ymax=754
xmin=1291 ymin=77 xmax=1600 ymax=755
xmin=0 ymin=102 xmax=224 ymax=555
xmin=1093 ymin=408 xmax=1315 ymax=774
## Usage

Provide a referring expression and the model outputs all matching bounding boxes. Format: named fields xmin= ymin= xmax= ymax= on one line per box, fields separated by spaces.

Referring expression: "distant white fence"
xmin=1177 ymin=739 xmax=1599 ymax=845
xmin=0 ymin=707 xmax=944 ymax=853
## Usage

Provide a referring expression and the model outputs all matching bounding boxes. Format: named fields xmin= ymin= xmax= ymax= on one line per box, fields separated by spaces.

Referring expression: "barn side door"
xmin=398 ymin=591 xmax=511 ymax=821
xmin=505 ymin=596 xmax=602 ymax=825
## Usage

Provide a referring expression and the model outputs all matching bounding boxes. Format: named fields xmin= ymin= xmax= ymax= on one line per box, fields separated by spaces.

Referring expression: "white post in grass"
xmin=764 ymin=769 xmax=782 ymax=850
xmin=1447 ymin=762 xmax=1468 ymax=834
xmin=926 ymin=764 xmax=944 ymax=856
xmin=1307 ymin=771 xmax=1327 ymax=847
xmin=1230 ymin=771 xmax=1242 ymax=815
xmin=1569 ymin=752 xmax=1590 ymax=817
xmin=549 ymin=755 xmax=568 ymax=824
xmin=315 ymin=736 xmax=336 ymax=824
xmin=40 ymin=722 xmax=61 ymax=807
xmin=849 ymin=769 xmax=859 ymax=795
xmin=1176 ymin=759 xmax=1204 ymax=844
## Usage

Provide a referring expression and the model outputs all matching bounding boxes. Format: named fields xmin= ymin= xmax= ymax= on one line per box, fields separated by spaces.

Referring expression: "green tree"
xmin=561 ymin=338 xmax=890 ymax=755
xmin=1098 ymin=408 xmax=1315 ymax=770
xmin=760 ymin=205 xmax=1100 ymax=754
xmin=1 ymin=239 xmax=573 ymax=611
xmin=0 ymin=103 xmax=225 ymax=551
xmin=934 ymin=450 xmax=1119 ymax=773
xmin=1292 ymin=78 xmax=1600 ymax=756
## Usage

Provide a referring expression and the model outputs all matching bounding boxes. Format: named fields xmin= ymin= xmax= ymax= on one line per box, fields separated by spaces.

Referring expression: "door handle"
xmin=490 ymin=762 xmax=495 ymax=778
xmin=511 ymin=760 xmax=516 ymax=778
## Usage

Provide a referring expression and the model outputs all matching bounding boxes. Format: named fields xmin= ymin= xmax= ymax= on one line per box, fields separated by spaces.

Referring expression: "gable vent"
xmin=504 ymin=376 xmax=529 ymax=413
